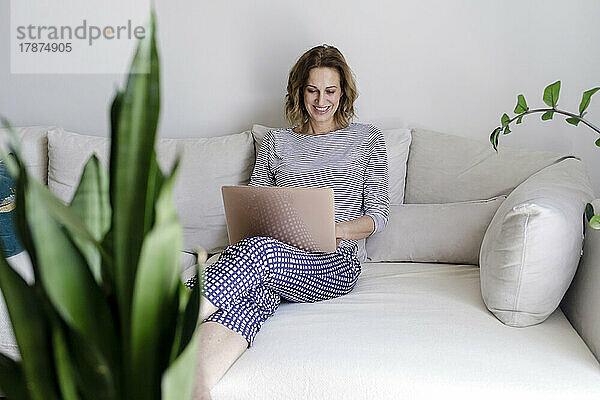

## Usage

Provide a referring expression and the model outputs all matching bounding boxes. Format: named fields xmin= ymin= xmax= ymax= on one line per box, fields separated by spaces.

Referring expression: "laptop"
xmin=221 ymin=185 xmax=337 ymax=253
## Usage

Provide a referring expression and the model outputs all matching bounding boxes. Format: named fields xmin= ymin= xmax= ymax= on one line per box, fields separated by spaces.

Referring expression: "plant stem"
xmin=508 ymin=107 xmax=600 ymax=135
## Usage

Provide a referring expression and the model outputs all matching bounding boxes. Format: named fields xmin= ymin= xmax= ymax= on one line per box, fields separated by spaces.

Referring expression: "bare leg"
xmin=194 ymin=321 xmax=248 ymax=399
xmin=199 ymin=295 xmax=219 ymax=322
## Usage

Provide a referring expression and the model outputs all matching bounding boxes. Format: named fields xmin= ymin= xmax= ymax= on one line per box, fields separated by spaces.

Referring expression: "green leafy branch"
xmin=489 ymin=81 xmax=600 ymax=230
xmin=490 ymin=81 xmax=600 ymax=151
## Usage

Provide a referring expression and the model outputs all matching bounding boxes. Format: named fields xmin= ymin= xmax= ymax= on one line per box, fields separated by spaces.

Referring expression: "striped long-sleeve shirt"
xmin=249 ymin=122 xmax=390 ymax=261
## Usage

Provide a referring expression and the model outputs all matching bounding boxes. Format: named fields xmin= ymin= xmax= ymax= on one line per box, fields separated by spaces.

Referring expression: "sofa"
xmin=1 ymin=124 xmax=600 ymax=399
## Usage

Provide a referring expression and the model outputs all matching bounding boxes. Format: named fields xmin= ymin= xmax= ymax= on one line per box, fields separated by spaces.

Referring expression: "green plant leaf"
xmin=503 ymin=125 xmax=511 ymax=135
xmin=579 ymin=87 xmax=600 ymax=115
xmin=144 ymin=153 xmax=166 ymax=237
xmin=0 ymin=254 xmax=60 ymax=400
xmin=490 ymin=127 xmax=501 ymax=151
xmin=585 ymin=203 xmax=595 ymax=222
xmin=170 ymin=270 xmax=201 ymax=363
xmin=514 ymin=94 xmax=528 ymax=113
xmin=70 ymin=155 xmax=111 ymax=283
xmin=26 ymin=180 xmax=118 ymax=371
xmin=63 ymin=328 xmax=116 ymax=400
xmin=52 ymin=324 xmax=79 ymax=400
xmin=543 ymin=81 xmax=561 ymax=107
xmin=589 ymin=215 xmax=600 ymax=230
xmin=566 ymin=117 xmax=580 ymax=126
xmin=516 ymin=115 xmax=523 ymax=124
xmin=130 ymin=159 xmax=182 ymax=399
xmin=501 ymin=113 xmax=510 ymax=127
xmin=110 ymin=9 xmax=161 ymax=339
xmin=596 ymin=137 xmax=600 ymax=147
xmin=30 ymin=179 xmax=105 ymax=252
xmin=177 ymin=276 xmax=200 ymax=356
xmin=0 ymin=353 xmax=32 ymax=400
xmin=542 ymin=111 xmax=554 ymax=120
xmin=162 ymin=331 xmax=200 ymax=400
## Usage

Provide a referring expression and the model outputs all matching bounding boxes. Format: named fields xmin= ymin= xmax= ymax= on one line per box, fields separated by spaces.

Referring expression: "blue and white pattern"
xmin=186 ymin=122 xmax=389 ymax=346
xmin=185 ymin=236 xmax=360 ymax=346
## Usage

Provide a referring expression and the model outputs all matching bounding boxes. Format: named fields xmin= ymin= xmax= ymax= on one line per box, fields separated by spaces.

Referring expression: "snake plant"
xmin=0 ymin=10 xmax=201 ymax=399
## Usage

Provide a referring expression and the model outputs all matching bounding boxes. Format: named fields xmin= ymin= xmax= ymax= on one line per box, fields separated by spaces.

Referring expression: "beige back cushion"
xmin=47 ymin=127 xmax=255 ymax=253
xmin=0 ymin=125 xmax=52 ymax=184
xmin=405 ymin=128 xmax=570 ymax=203
xmin=366 ymin=196 xmax=506 ymax=264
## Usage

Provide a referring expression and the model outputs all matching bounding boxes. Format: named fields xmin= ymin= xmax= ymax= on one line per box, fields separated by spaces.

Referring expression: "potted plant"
xmin=0 ymin=10 xmax=202 ymax=399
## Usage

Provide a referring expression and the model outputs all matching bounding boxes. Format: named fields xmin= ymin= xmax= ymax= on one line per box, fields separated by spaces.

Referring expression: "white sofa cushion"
xmin=0 ymin=125 xmax=52 ymax=184
xmin=211 ymin=262 xmax=600 ymax=399
xmin=46 ymin=127 xmax=255 ymax=253
xmin=405 ymin=128 xmax=571 ymax=203
xmin=480 ymin=158 xmax=594 ymax=327
xmin=366 ymin=196 xmax=505 ymax=264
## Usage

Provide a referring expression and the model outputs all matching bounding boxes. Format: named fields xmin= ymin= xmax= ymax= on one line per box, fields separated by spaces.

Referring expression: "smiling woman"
xmin=285 ymin=44 xmax=358 ymax=135
xmin=188 ymin=44 xmax=389 ymax=400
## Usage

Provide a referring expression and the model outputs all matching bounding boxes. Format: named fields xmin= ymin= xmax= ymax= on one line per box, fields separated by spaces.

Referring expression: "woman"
xmin=191 ymin=44 xmax=389 ymax=399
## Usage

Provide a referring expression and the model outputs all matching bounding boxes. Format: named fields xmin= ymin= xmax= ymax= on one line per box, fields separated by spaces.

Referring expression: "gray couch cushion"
xmin=47 ymin=127 xmax=255 ymax=253
xmin=404 ymin=128 xmax=570 ymax=203
xmin=366 ymin=196 xmax=505 ymax=264
xmin=480 ymin=158 xmax=594 ymax=327
xmin=0 ymin=125 xmax=52 ymax=184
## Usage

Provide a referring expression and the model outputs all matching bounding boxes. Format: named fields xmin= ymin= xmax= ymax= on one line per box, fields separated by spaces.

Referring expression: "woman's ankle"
xmin=193 ymin=386 xmax=212 ymax=400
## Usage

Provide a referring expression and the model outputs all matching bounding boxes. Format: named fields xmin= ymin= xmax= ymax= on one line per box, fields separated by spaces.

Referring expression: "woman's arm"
xmin=362 ymin=126 xmax=390 ymax=235
xmin=248 ymin=131 xmax=276 ymax=186
xmin=335 ymin=126 xmax=390 ymax=246
xmin=335 ymin=215 xmax=375 ymax=243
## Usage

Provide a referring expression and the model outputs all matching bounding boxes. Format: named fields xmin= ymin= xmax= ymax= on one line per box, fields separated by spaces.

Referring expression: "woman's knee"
xmin=234 ymin=236 xmax=278 ymax=257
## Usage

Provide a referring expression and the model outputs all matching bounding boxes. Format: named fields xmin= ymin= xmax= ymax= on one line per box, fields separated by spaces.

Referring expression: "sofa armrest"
xmin=561 ymin=198 xmax=600 ymax=363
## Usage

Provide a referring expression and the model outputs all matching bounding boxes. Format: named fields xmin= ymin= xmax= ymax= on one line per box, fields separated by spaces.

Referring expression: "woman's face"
xmin=303 ymin=67 xmax=343 ymax=126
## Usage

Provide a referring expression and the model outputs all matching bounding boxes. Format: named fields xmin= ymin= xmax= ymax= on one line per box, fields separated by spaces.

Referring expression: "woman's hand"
xmin=335 ymin=216 xmax=376 ymax=247
xmin=335 ymin=222 xmax=344 ymax=247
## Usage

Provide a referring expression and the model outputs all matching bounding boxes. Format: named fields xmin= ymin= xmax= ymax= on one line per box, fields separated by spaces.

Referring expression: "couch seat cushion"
xmin=212 ymin=262 xmax=600 ymax=399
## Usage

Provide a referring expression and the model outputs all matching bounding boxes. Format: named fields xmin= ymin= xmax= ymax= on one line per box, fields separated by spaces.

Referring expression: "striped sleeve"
xmin=249 ymin=131 xmax=276 ymax=187
xmin=363 ymin=126 xmax=390 ymax=235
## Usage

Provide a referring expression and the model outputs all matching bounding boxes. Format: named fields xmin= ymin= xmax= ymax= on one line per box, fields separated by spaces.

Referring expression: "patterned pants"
xmin=185 ymin=236 xmax=361 ymax=347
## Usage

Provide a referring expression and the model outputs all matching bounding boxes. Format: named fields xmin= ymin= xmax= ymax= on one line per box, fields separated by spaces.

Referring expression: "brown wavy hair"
xmin=285 ymin=44 xmax=358 ymax=131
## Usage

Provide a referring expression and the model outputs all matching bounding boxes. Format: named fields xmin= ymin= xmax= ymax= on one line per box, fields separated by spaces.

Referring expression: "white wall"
xmin=1 ymin=0 xmax=600 ymax=193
